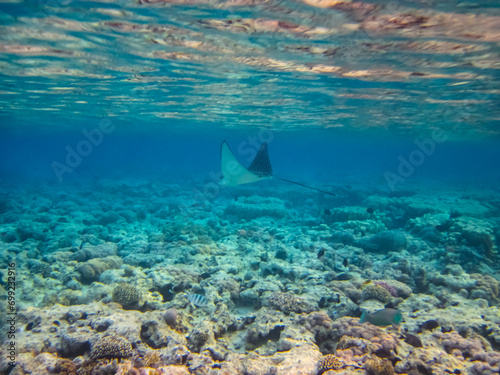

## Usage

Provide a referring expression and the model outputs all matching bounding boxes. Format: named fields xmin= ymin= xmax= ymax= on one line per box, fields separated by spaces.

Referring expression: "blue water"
xmin=1 ymin=0 xmax=500 ymax=374
xmin=1 ymin=127 xmax=500 ymax=190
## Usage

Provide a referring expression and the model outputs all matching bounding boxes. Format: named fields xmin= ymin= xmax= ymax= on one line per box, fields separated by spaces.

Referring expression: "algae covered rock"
xmin=450 ymin=216 xmax=497 ymax=258
xmin=355 ymin=230 xmax=407 ymax=253
xmin=263 ymin=292 xmax=317 ymax=314
xmin=365 ymin=357 xmax=395 ymax=375
xmin=224 ymin=196 xmax=287 ymax=220
xmin=77 ymin=256 xmax=123 ymax=282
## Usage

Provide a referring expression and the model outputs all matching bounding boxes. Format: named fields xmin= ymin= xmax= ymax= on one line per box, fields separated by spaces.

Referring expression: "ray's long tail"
xmin=275 ymin=177 xmax=336 ymax=196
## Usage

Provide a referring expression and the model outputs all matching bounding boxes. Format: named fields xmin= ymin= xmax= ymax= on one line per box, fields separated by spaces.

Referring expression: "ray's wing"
xmin=248 ymin=141 xmax=273 ymax=177
xmin=220 ymin=141 xmax=263 ymax=186
xmin=221 ymin=140 xmax=335 ymax=195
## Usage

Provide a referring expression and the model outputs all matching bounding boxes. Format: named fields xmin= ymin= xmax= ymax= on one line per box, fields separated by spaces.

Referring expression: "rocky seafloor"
xmin=1 ymin=179 xmax=499 ymax=375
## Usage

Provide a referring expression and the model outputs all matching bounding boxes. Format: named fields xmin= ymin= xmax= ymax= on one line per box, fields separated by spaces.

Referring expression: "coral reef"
xmin=364 ymin=357 xmax=394 ymax=375
xmin=2 ymin=180 xmax=499 ymax=375
xmin=316 ymin=354 xmax=343 ymax=374
xmin=264 ymin=292 xmax=317 ymax=314
xmin=112 ymin=284 xmax=143 ymax=309
xmin=90 ymin=335 xmax=133 ymax=360
xmin=361 ymin=284 xmax=393 ymax=303
xmin=77 ymin=256 xmax=123 ymax=282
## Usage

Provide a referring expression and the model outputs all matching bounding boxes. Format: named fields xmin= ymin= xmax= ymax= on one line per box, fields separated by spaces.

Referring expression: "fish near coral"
xmin=420 ymin=319 xmax=439 ymax=331
xmin=402 ymin=333 xmax=423 ymax=348
xmin=186 ymin=293 xmax=209 ymax=307
xmin=360 ymin=308 xmax=402 ymax=327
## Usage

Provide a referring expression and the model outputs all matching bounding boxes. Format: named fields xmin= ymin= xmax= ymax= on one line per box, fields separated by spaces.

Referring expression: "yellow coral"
xmin=364 ymin=357 xmax=394 ymax=375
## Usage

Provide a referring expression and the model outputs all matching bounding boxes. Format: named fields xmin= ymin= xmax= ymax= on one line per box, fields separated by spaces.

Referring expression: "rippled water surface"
xmin=0 ymin=0 xmax=499 ymax=137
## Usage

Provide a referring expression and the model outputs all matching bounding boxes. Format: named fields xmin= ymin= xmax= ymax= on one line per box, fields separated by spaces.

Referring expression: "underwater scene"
xmin=1 ymin=0 xmax=500 ymax=374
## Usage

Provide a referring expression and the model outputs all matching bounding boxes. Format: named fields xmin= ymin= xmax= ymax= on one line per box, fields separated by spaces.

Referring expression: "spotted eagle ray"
xmin=220 ymin=141 xmax=336 ymax=196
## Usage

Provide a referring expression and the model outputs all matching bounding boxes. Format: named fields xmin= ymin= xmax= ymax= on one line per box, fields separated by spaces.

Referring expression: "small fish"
xmin=186 ymin=293 xmax=208 ymax=308
xmin=403 ymin=333 xmax=423 ymax=348
xmin=317 ymin=249 xmax=325 ymax=258
xmin=342 ymin=258 xmax=349 ymax=267
xmin=366 ymin=207 xmax=374 ymax=214
xmin=336 ymin=273 xmax=352 ymax=280
xmin=373 ymin=347 xmax=393 ymax=358
xmin=324 ymin=208 xmax=332 ymax=215
xmin=420 ymin=319 xmax=439 ymax=331
xmin=360 ymin=308 xmax=402 ymax=327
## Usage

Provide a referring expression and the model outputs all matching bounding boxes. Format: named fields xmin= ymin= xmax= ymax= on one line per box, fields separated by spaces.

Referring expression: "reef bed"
xmin=1 ymin=179 xmax=499 ymax=375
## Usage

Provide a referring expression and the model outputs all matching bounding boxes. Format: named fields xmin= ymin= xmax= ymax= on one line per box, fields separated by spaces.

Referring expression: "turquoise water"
xmin=1 ymin=1 xmax=500 ymax=374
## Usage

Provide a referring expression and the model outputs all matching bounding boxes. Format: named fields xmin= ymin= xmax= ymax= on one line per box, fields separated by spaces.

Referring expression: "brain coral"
xmin=112 ymin=284 xmax=142 ymax=308
xmin=361 ymin=284 xmax=392 ymax=303
xmin=364 ymin=357 xmax=394 ymax=375
xmin=266 ymin=292 xmax=316 ymax=314
xmin=90 ymin=336 xmax=132 ymax=360
xmin=77 ymin=256 xmax=123 ymax=282
xmin=317 ymin=354 xmax=343 ymax=374
xmin=29 ymin=261 xmax=53 ymax=278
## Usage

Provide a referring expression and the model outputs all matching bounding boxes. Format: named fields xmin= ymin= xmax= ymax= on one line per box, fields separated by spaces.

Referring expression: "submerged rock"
xmin=355 ymin=230 xmax=407 ymax=253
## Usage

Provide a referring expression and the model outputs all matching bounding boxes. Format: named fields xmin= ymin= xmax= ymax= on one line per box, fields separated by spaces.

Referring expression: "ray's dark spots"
xmin=317 ymin=249 xmax=325 ymax=258
xmin=53 ymin=320 xmax=60 ymax=326
xmin=366 ymin=207 xmax=374 ymax=214
xmin=454 ymin=370 xmax=461 ymax=374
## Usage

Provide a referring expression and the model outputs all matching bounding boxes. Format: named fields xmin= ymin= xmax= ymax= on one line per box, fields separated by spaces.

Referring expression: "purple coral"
xmin=374 ymin=281 xmax=398 ymax=298
xmin=164 ymin=308 xmax=178 ymax=326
